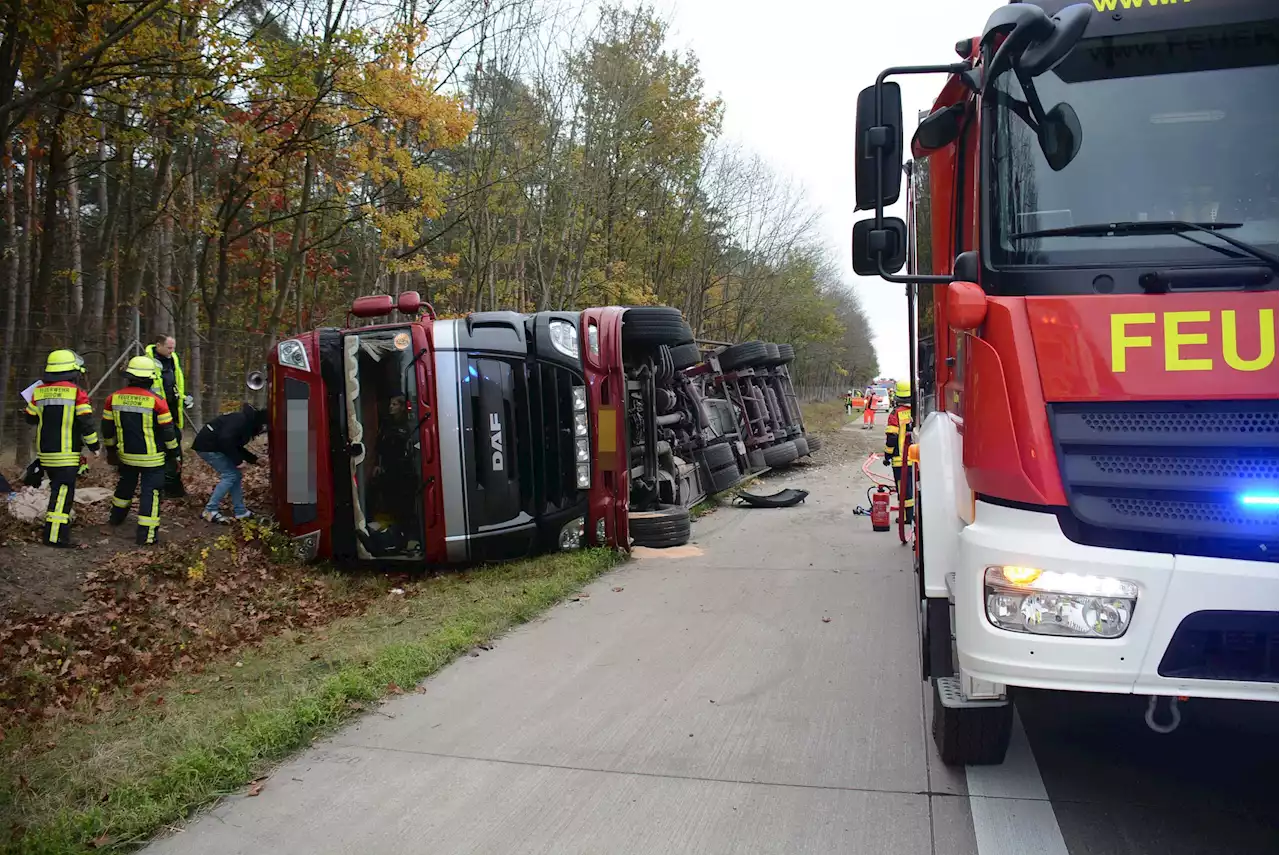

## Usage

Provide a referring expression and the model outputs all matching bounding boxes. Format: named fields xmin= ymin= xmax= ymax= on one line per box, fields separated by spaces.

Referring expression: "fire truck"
xmin=852 ymin=0 xmax=1278 ymax=765
xmin=264 ymin=295 xmax=814 ymax=565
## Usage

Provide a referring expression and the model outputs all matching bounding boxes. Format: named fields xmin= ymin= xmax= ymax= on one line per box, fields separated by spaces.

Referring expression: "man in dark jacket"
xmin=193 ymin=404 xmax=267 ymax=523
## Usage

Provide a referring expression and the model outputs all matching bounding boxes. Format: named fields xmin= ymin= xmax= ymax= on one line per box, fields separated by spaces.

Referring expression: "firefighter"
xmin=884 ymin=379 xmax=914 ymax=524
xmin=23 ymin=350 xmax=101 ymax=546
xmin=103 ymin=356 xmax=181 ymax=545
xmin=844 ymin=389 xmax=854 ymax=416
xmin=862 ymin=388 xmax=878 ymax=429
xmin=145 ymin=334 xmax=189 ymax=498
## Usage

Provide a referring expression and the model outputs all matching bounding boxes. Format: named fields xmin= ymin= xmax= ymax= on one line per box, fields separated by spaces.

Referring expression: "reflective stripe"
xmin=39 ymin=453 xmax=81 ymax=466
xmin=35 ymin=397 xmax=73 ymax=406
xmin=120 ymin=454 xmax=166 ymax=467
xmin=114 ymin=404 xmax=153 ymax=414
xmin=138 ymin=515 xmax=160 ymax=526
xmin=83 ymin=432 xmax=99 ymax=445
xmin=111 ymin=496 xmax=131 ymax=508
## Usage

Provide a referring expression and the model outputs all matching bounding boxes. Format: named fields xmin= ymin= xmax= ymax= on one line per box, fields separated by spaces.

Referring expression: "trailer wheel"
xmin=762 ymin=440 xmax=798 ymax=468
xmin=932 ymin=678 xmax=1013 ymax=767
xmin=776 ymin=343 xmax=795 ymax=364
xmin=804 ymin=434 xmax=822 ymax=454
xmin=699 ymin=441 xmax=736 ymax=472
xmin=669 ymin=342 xmax=702 ymax=370
xmin=792 ymin=436 xmax=809 ymax=457
xmin=718 ymin=340 xmax=769 ymax=371
xmin=622 ymin=307 xmax=694 ymax=351
xmin=629 ymin=505 xmax=692 ymax=548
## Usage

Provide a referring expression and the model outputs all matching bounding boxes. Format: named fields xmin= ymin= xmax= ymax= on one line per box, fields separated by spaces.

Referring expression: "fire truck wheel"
xmin=629 ymin=505 xmax=692 ymax=548
xmin=776 ymin=343 xmax=795 ymax=364
xmin=669 ymin=342 xmax=702 ymax=370
xmin=718 ymin=340 xmax=769 ymax=371
xmin=805 ymin=434 xmax=822 ymax=454
xmin=792 ymin=436 xmax=809 ymax=457
xmin=699 ymin=441 xmax=736 ymax=472
xmin=622 ymin=307 xmax=694 ymax=351
xmin=932 ymin=678 xmax=1013 ymax=767
xmin=762 ymin=441 xmax=798 ymax=468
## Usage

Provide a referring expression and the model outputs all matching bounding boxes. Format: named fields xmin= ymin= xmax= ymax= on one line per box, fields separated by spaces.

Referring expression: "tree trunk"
xmin=0 ymin=141 xmax=19 ymax=447
xmin=66 ymin=147 xmax=82 ymax=334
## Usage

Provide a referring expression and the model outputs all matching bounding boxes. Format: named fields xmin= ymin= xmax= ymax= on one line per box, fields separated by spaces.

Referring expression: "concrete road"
xmin=147 ymin=434 xmax=1277 ymax=855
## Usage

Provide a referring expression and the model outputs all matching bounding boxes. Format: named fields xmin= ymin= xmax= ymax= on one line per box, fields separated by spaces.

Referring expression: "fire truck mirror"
xmin=854 ymin=82 xmax=903 ymax=211
xmin=1039 ymin=102 xmax=1082 ymax=172
xmin=1018 ymin=4 xmax=1092 ymax=78
xmin=852 ymin=217 xmax=907 ymax=277
xmin=912 ymin=103 xmax=966 ymax=153
xmin=946 ymin=280 xmax=987 ymax=332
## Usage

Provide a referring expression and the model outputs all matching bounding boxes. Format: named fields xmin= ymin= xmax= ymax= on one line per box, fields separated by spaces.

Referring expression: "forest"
xmin=0 ymin=0 xmax=879 ymax=457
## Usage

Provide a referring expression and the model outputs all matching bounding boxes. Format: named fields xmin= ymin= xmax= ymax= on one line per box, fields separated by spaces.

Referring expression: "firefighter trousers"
xmin=110 ymin=464 xmax=165 ymax=545
xmin=892 ymin=464 xmax=915 ymax=523
xmin=42 ymin=465 xmax=78 ymax=546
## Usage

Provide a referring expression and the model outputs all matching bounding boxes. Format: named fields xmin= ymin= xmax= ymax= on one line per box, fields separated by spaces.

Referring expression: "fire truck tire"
xmin=792 ymin=436 xmax=809 ymax=457
xmin=932 ymin=678 xmax=1013 ymax=767
xmin=776 ymin=343 xmax=795 ymax=364
xmin=622 ymin=307 xmax=694 ymax=351
xmin=718 ymin=340 xmax=769 ymax=371
xmin=805 ymin=434 xmax=823 ymax=453
xmin=629 ymin=505 xmax=692 ymax=548
xmin=762 ymin=441 xmax=798 ymax=467
xmin=699 ymin=441 xmax=736 ymax=472
xmin=669 ymin=342 xmax=702 ymax=370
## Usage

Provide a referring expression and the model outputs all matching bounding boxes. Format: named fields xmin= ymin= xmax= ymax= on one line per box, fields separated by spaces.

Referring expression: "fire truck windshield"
xmin=988 ymin=17 xmax=1278 ymax=279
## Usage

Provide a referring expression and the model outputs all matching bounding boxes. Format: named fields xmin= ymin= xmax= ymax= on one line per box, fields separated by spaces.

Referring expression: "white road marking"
xmin=966 ymin=708 xmax=1070 ymax=855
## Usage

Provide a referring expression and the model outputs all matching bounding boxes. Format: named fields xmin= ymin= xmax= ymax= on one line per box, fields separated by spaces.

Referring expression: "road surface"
xmin=147 ymin=426 xmax=1278 ymax=855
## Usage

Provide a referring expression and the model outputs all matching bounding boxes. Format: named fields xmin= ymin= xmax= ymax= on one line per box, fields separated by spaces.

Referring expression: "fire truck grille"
xmin=1047 ymin=400 xmax=1279 ymax=562
xmin=1159 ymin=611 xmax=1279 ymax=683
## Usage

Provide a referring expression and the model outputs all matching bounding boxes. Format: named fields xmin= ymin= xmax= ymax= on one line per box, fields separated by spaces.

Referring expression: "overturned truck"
xmin=265 ymin=294 xmax=817 ymax=564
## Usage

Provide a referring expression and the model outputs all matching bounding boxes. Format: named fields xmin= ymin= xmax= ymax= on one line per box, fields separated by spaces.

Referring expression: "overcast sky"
xmin=665 ymin=0 xmax=989 ymax=377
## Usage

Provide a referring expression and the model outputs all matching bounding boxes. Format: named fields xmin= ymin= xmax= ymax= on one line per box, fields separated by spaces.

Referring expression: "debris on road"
xmin=731 ymin=488 xmax=810 ymax=508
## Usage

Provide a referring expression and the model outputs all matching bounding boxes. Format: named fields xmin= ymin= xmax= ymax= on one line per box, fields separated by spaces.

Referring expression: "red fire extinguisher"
xmin=871 ymin=486 xmax=892 ymax=532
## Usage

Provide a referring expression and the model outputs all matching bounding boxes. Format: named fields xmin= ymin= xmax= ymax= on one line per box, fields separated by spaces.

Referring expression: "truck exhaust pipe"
xmin=1144 ymin=695 xmax=1183 ymax=735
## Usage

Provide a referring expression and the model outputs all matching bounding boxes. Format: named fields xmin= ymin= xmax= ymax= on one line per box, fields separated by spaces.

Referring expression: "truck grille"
xmin=1047 ymin=400 xmax=1279 ymax=562
xmin=527 ymin=362 xmax=581 ymax=512
xmin=1159 ymin=611 xmax=1279 ymax=683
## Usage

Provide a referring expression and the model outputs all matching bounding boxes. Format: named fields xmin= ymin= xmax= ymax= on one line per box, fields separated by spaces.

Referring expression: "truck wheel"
xmin=669 ymin=342 xmax=701 ymax=370
xmin=623 ymin=307 xmax=694 ymax=351
xmin=777 ymin=343 xmax=795 ymax=364
xmin=718 ymin=340 xmax=769 ymax=371
xmin=760 ymin=342 xmax=783 ymax=368
xmin=932 ymin=677 xmax=1013 ymax=766
xmin=762 ymin=440 xmax=798 ymax=467
xmin=805 ymin=434 xmax=822 ymax=453
xmin=629 ymin=505 xmax=692 ymax=548
xmin=792 ymin=436 xmax=809 ymax=457
xmin=699 ymin=441 xmax=736 ymax=472
xmin=708 ymin=461 xmax=741 ymax=494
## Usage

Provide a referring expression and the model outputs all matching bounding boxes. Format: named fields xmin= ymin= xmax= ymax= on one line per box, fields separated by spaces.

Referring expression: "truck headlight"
xmin=549 ymin=320 xmax=580 ymax=360
xmin=575 ymin=437 xmax=590 ymax=463
xmin=571 ymin=385 xmax=587 ymax=411
xmin=984 ymin=566 xmax=1137 ymax=639
xmin=277 ymin=339 xmax=310 ymax=371
xmin=574 ymin=412 xmax=588 ymax=436
xmin=595 ymin=518 xmax=607 ymax=544
xmin=292 ymin=531 xmax=320 ymax=563
xmin=576 ymin=463 xmax=590 ymax=489
xmin=559 ymin=517 xmax=585 ymax=550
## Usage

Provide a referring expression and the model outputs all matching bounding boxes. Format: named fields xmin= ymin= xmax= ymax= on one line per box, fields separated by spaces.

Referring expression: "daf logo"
xmin=489 ymin=412 xmax=504 ymax=471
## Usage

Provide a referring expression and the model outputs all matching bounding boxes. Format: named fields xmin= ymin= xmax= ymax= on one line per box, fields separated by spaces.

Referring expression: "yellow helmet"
xmin=126 ymin=355 xmax=160 ymax=381
xmin=895 ymin=379 xmax=911 ymax=399
xmin=45 ymin=349 xmax=85 ymax=374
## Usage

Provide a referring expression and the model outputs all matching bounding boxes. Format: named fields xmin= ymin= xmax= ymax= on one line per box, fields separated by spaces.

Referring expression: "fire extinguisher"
xmin=870 ymin=486 xmax=892 ymax=532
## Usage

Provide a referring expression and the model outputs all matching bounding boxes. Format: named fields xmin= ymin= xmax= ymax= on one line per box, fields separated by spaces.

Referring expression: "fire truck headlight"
xmin=277 ymin=339 xmax=310 ymax=371
xmin=549 ymin=320 xmax=580 ymax=361
xmin=559 ymin=517 xmax=585 ymax=550
xmin=984 ymin=567 xmax=1137 ymax=639
xmin=292 ymin=532 xmax=321 ymax=563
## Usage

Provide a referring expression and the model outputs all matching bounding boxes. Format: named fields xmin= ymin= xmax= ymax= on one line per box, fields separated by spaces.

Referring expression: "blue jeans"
xmin=198 ymin=451 xmax=247 ymax=516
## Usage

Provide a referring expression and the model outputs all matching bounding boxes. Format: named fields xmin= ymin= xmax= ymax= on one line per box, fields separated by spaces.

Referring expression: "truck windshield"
xmin=988 ymin=17 xmax=1279 ymax=275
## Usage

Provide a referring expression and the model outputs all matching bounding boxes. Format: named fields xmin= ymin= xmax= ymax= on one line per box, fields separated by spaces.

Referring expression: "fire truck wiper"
xmin=1012 ymin=220 xmax=1279 ymax=270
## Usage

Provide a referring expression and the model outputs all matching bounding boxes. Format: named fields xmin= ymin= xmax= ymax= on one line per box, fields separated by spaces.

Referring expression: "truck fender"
xmin=917 ymin=410 xmax=966 ymax=599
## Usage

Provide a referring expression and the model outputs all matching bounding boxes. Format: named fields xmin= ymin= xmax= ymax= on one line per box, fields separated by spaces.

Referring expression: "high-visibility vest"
xmin=144 ymin=345 xmax=186 ymax=430
xmin=102 ymin=386 xmax=179 ymax=468
xmin=24 ymin=381 xmax=100 ymax=467
xmin=885 ymin=405 xmax=912 ymax=467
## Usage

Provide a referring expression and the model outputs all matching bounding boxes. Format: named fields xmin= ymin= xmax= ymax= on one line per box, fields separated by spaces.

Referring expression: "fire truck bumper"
xmin=954 ymin=500 xmax=1279 ymax=703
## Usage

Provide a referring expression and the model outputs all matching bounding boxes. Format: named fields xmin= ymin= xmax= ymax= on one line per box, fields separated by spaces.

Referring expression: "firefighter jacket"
xmin=144 ymin=344 xmax=186 ymax=430
xmin=23 ymin=380 xmax=101 ymax=467
xmin=102 ymin=386 xmax=180 ymax=468
xmin=885 ymin=404 xmax=912 ymax=467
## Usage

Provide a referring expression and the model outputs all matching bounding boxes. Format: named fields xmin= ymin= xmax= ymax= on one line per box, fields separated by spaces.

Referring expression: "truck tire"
xmin=762 ymin=440 xmax=798 ymax=468
xmin=761 ymin=342 xmax=783 ymax=368
xmin=699 ymin=441 xmax=736 ymax=472
xmin=718 ymin=340 xmax=769 ymax=371
xmin=805 ymin=434 xmax=822 ymax=453
xmin=932 ymin=678 xmax=1013 ymax=766
xmin=777 ymin=343 xmax=795 ymax=364
xmin=623 ymin=307 xmax=694 ymax=351
xmin=792 ymin=436 xmax=809 ymax=457
xmin=708 ymin=461 xmax=741 ymax=493
xmin=629 ymin=505 xmax=692 ymax=548
xmin=669 ymin=342 xmax=701 ymax=370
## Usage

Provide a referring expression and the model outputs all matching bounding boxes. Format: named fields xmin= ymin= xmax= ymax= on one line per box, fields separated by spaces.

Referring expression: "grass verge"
xmin=801 ymin=399 xmax=855 ymax=434
xmin=1 ymin=548 xmax=622 ymax=855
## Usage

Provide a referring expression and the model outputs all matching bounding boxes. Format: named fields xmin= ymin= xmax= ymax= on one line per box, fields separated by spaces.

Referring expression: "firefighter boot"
xmin=42 ymin=466 xmax=78 ymax=547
